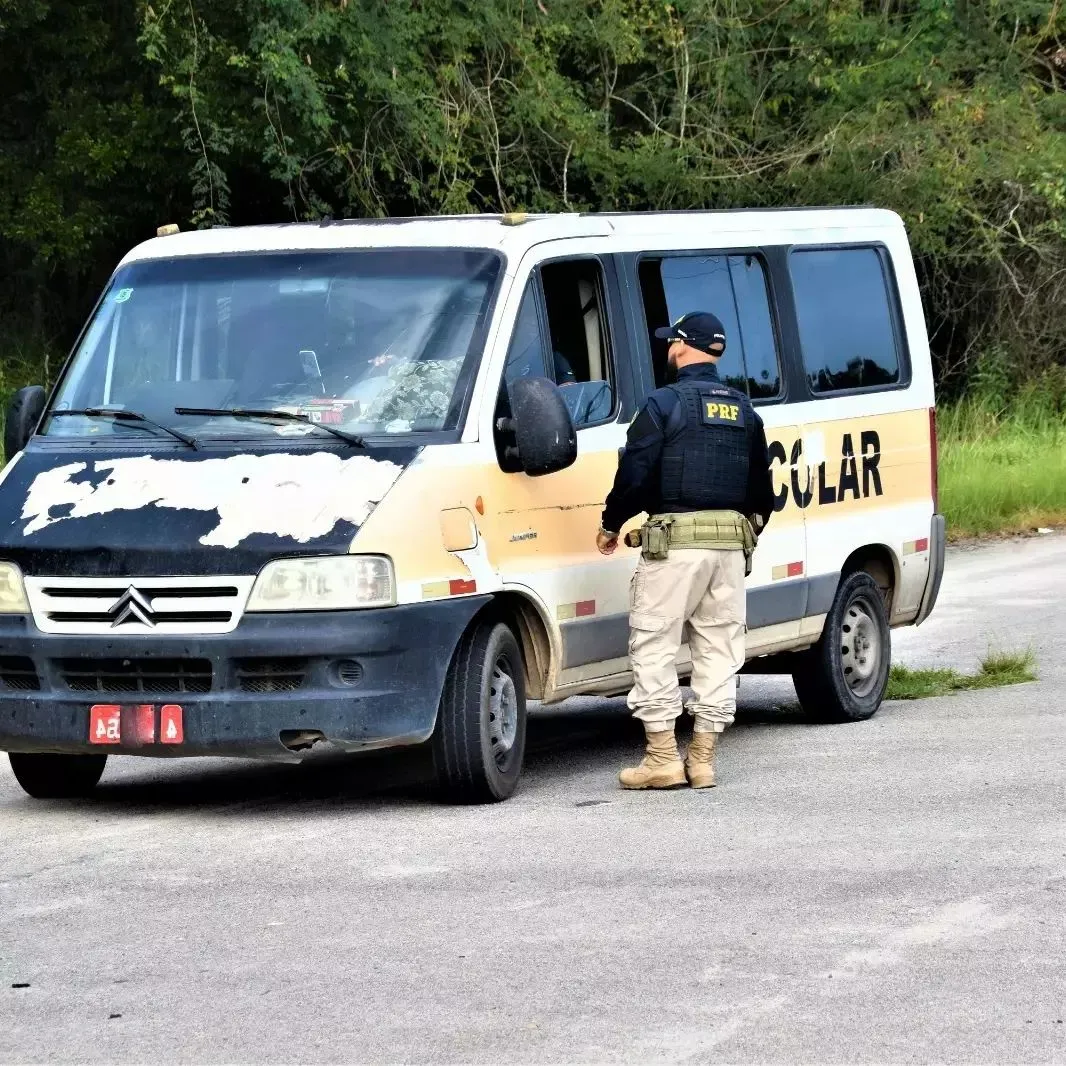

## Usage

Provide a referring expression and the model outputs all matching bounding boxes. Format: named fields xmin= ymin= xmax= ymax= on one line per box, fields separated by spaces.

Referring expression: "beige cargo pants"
xmin=626 ymin=547 xmax=746 ymax=734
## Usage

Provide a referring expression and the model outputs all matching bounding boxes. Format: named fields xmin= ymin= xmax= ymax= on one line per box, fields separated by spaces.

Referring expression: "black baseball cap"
xmin=654 ymin=311 xmax=727 ymax=355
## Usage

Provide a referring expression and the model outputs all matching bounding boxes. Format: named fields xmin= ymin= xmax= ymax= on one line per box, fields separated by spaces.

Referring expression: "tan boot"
xmin=685 ymin=731 xmax=718 ymax=789
xmin=619 ymin=727 xmax=687 ymax=790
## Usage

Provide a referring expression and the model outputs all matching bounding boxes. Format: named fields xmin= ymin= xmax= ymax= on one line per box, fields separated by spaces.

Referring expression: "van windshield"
xmin=45 ymin=248 xmax=502 ymax=440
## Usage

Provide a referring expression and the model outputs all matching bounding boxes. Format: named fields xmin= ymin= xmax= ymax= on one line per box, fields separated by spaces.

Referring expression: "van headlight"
xmin=0 ymin=562 xmax=29 ymax=613
xmin=246 ymin=555 xmax=395 ymax=612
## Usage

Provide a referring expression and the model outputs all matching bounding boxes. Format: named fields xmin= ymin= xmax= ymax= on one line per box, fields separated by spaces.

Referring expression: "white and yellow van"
xmin=0 ymin=208 xmax=944 ymax=803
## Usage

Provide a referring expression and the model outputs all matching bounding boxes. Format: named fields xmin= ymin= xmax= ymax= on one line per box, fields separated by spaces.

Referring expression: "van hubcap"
xmin=488 ymin=660 xmax=518 ymax=767
xmin=841 ymin=602 xmax=881 ymax=697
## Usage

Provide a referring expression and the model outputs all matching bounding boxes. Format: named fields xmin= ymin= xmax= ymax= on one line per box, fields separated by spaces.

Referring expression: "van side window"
xmin=790 ymin=247 xmax=902 ymax=394
xmin=538 ymin=259 xmax=615 ymax=427
xmin=503 ymin=279 xmax=548 ymax=385
xmin=638 ymin=254 xmax=781 ymax=399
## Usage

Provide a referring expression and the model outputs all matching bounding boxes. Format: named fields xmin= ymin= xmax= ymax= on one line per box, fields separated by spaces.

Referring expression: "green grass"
xmin=886 ymin=649 xmax=1037 ymax=701
xmin=940 ymin=386 xmax=1066 ymax=539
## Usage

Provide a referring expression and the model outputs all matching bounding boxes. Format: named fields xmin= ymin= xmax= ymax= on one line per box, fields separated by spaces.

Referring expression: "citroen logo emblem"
xmin=108 ymin=587 xmax=155 ymax=628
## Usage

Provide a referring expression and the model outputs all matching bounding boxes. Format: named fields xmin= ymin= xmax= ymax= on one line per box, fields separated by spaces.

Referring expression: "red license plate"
xmin=160 ymin=705 xmax=184 ymax=745
xmin=89 ymin=705 xmax=122 ymax=745
xmin=89 ymin=704 xmax=183 ymax=746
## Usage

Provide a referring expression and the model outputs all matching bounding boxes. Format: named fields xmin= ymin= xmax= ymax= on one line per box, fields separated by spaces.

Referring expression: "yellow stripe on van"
xmin=421 ymin=580 xmax=452 ymax=599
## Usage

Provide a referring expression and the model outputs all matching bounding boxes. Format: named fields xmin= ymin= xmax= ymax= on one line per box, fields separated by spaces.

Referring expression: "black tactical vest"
xmin=659 ymin=377 xmax=754 ymax=513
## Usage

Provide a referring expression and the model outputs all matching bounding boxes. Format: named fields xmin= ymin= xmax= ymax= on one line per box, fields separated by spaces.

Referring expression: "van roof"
xmin=119 ymin=206 xmax=906 ymax=267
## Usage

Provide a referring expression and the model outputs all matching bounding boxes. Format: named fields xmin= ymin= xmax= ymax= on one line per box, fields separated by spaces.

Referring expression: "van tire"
xmin=8 ymin=752 xmax=107 ymax=799
xmin=432 ymin=620 xmax=527 ymax=804
xmin=791 ymin=571 xmax=891 ymax=723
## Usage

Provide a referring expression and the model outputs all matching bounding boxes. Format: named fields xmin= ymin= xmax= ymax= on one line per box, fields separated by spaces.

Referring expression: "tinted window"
xmin=638 ymin=254 xmax=781 ymax=398
xmin=791 ymin=247 xmax=902 ymax=394
xmin=728 ymin=255 xmax=780 ymax=399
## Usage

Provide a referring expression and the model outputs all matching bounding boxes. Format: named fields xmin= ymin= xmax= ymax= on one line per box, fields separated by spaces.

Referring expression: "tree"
xmin=3 ymin=0 xmax=1066 ymax=396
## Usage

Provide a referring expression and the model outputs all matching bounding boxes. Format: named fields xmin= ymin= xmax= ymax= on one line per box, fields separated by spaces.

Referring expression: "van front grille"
xmin=25 ymin=576 xmax=255 ymax=636
xmin=235 ymin=658 xmax=308 ymax=693
xmin=56 ymin=658 xmax=212 ymax=694
xmin=0 ymin=656 xmax=41 ymax=692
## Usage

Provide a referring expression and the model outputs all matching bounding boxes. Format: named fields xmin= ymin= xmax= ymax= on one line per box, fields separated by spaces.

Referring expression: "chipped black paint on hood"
xmin=0 ymin=442 xmax=421 ymax=577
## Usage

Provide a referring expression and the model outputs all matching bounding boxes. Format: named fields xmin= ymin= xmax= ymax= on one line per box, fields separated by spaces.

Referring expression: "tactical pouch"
xmin=741 ymin=517 xmax=756 ymax=577
xmin=640 ymin=516 xmax=674 ymax=560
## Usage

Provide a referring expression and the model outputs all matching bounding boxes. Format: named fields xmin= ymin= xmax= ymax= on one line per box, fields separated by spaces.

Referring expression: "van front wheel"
xmin=8 ymin=752 xmax=108 ymax=799
xmin=792 ymin=571 xmax=891 ymax=723
xmin=432 ymin=620 xmax=527 ymax=804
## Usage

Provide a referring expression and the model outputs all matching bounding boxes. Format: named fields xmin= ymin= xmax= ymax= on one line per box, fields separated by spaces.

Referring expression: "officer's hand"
xmin=596 ymin=529 xmax=618 ymax=556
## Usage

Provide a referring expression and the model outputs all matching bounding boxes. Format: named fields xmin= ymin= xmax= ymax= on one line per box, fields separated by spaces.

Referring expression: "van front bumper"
xmin=0 ymin=597 xmax=490 ymax=760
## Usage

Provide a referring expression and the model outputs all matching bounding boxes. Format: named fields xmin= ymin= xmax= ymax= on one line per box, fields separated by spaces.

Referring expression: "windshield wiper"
xmin=174 ymin=407 xmax=365 ymax=448
xmin=52 ymin=408 xmax=200 ymax=449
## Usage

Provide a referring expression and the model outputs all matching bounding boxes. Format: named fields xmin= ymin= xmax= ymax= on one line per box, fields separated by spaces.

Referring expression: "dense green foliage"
xmin=4 ymin=0 xmax=1066 ymax=399
xmin=940 ymin=372 xmax=1066 ymax=535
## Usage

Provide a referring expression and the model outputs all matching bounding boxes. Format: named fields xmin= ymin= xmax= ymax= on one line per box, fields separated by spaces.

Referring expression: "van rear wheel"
xmin=792 ymin=571 xmax=891 ymax=723
xmin=432 ymin=619 xmax=527 ymax=804
xmin=8 ymin=752 xmax=107 ymax=799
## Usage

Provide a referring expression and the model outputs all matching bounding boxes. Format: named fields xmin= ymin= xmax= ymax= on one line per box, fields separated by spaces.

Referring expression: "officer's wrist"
xmin=598 ymin=524 xmax=618 ymax=539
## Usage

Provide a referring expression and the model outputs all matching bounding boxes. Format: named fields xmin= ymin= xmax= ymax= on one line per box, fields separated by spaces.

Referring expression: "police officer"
xmin=596 ymin=312 xmax=775 ymax=790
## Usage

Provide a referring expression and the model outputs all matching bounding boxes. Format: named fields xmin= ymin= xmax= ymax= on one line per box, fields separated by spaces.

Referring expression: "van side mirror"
xmin=496 ymin=376 xmax=577 ymax=477
xmin=4 ymin=386 xmax=47 ymax=460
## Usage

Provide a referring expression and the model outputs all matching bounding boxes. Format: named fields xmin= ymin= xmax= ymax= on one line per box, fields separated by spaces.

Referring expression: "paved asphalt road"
xmin=2 ymin=535 xmax=1065 ymax=1064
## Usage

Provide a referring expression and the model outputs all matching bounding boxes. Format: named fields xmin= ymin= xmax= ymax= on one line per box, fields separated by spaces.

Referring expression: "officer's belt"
xmin=626 ymin=510 xmax=757 ymax=570
xmin=654 ymin=511 xmax=753 ymax=550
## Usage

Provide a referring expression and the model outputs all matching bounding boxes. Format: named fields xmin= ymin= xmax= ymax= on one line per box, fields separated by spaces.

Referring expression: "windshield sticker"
xmin=113 ymin=288 xmax=134 ymax=304
xmin=278 ymin=276 xmax=329 ymax=294
xmin=294 ymin=400 xmax=358 ymax=425
xmin=20 ymin=452 xmax=406 ymax=547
